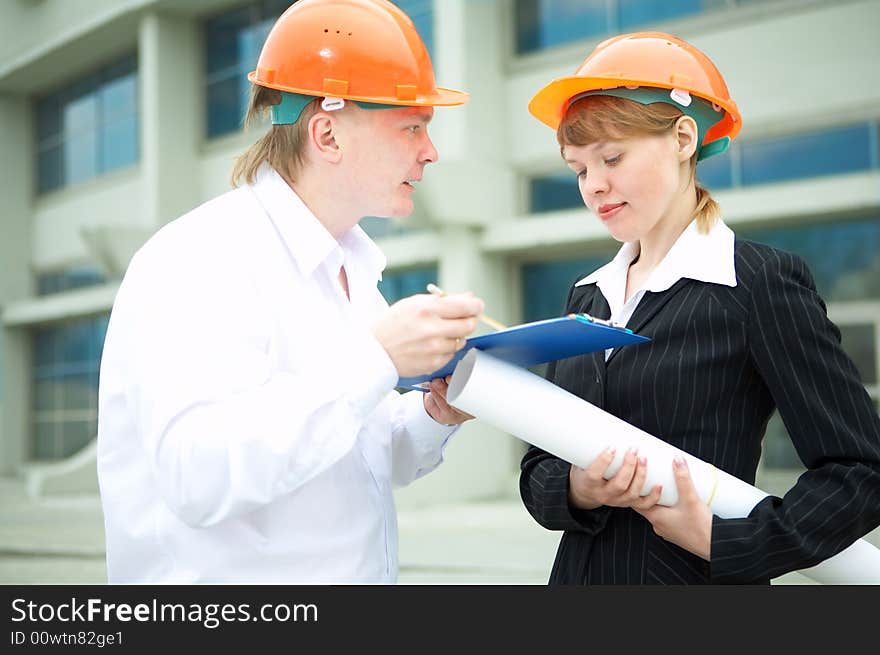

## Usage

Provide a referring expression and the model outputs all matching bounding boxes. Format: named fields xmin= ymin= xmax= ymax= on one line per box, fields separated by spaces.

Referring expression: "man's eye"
xmin=576 ymin=169 xmax=587 ymax=179
xmin=408 ymin=125 xmax=420 ymax=134
xmin=605 ymin=155 xmax=621 ymax=166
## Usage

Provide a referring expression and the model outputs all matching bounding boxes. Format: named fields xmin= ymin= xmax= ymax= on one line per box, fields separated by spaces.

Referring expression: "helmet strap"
xmin=567 ymin=87 xmax=730 ymax=161
xmin=270 ymin=91 xmax=412 ymax=125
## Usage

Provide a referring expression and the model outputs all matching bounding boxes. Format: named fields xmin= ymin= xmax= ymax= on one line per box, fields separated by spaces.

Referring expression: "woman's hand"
xmin=634 ymin=457 xmax=712 ymax=561
xmin=569 ymin=446 xmax=663 ymax=511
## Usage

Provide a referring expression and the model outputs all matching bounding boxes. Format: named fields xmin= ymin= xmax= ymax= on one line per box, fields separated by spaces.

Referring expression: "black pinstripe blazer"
xmin=520 ymin=239 xmax=880 ymax=584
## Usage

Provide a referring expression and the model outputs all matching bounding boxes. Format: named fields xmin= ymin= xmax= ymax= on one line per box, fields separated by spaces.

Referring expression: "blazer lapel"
xmin=606 ymin=278 xmax=691 ymax=366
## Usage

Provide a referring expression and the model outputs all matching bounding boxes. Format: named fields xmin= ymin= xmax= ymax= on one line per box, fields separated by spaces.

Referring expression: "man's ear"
xmin=674 ymin=115 xmax=699 ymax=163
xmin=308 ymin=113 xmax=344 ymax=163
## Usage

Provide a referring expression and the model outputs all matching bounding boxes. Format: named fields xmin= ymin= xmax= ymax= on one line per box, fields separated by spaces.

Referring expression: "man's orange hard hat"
xmin=248 ymin=0 xmax=468 ymax=107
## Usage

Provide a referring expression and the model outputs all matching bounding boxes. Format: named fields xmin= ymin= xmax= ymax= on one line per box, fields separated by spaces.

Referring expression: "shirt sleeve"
xmin=389 ymin=389 xmax=458 ymax=488
xmin=709 ymin=250 xmax=880 ymax=583
xmin=116 ymin=244 xmax=400 ymax=529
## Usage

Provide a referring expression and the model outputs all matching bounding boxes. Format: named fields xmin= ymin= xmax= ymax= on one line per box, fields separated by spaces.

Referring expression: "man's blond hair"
xmin=230 ymin=85 xmax=321 ymax=187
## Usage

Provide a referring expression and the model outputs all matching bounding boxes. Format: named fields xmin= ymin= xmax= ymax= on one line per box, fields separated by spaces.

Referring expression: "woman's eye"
xmin=605 ymin=155 xmax=621 ymax=166
xmin=576 ymin=169 xmax=587 ymax=179
xmin=408 ymin=125 xmax=420 ymax=134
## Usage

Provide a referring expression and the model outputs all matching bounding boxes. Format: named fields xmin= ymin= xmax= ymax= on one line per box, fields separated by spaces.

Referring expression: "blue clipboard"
xmin=398 ymin=313 xmax=650 ymax=390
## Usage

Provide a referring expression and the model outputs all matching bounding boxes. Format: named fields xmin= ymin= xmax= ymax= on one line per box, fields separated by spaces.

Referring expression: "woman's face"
xmin=563 ymin=130 xmax=685 ymax=244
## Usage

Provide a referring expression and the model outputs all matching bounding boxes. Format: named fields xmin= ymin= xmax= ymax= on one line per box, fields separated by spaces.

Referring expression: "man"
xmin=97 ymin=0 xmax=483 ymax=583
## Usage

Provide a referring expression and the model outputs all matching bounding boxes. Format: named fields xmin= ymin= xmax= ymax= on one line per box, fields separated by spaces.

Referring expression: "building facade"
xmin=1 ymin=0 xmax=878 ymax=511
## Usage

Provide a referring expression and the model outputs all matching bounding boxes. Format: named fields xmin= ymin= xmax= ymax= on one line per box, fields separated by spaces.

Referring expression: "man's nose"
xmin=421 ymin=133 xmax=439 ymax=164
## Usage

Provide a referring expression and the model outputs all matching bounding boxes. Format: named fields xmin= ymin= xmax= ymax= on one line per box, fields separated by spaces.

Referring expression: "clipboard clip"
xmin=574 ymin=313 xmax=617 ymax=327
xmin=572 ymin=313 xmax=634 ymax=334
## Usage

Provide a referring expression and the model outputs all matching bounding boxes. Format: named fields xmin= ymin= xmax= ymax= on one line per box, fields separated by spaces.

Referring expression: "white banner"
xmin=446 ymin=348 xmax=880 ymax=584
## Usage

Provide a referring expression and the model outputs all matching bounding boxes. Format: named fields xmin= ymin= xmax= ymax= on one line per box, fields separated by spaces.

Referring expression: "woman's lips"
xmin=597 ymin=202 xmax=626 ymax=221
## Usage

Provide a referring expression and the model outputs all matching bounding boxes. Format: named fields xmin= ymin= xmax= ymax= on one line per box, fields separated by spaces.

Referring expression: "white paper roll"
xmin=447 ymin=349 xmax=880 ymax=584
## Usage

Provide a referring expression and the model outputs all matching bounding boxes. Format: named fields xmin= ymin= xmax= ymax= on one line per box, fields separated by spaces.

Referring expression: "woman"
xmin=519 ymin=31 xmax=880 ymax=584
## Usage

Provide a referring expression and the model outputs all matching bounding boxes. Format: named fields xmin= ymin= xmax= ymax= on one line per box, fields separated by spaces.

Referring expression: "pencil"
xmin=426 ymin=283 xmax=507 ymax=331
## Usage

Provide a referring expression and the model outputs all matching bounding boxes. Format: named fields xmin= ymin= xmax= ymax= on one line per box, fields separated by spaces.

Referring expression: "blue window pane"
xmin=739 ymin=216 xmax=880 ymax=301
xmin=31 ymin=315 xmax=110 ymax=460
xmin=696 ymin=147 xmax=733 ymax=190
xmin=63 ymin=82 xmax=99 ymax=137
xmin=618 ymin=0 xmax=720 ymax=30
xmin=61 ymin=420 xmax=95 ymax=457
xmin=35 ymin=56 xmax=138 ymax=194
xmin=101 ymin=115 xmax=138 ymax=172
xmin=516 ymin=0 xmax=607 ymax=54
xmin=37 ymin=145 xmax=63 ymax=194
xmin=58 ymin=322 xmax=92 ymax=365
xmin=36 ymin=96 xmax=62 ymax=143
xmin=204 ymin=2 xmax=294 ymax=138
xmin=63 ymin=131 xmax=98 ymax=185
xmin=205 ymin=7 xmax=255 ymax=77
xmin=243 ymin=17 xmax=276 ymax=70
xmin=379 ymin=266 xmax=438 ymax=305
xmin=530 ymin=172 xmax=584 ymax=213
xmin=33 ymin=421 xmax=59 ymax=460
xmin=264 ymin=0 xmax=294 ymax=15
xmin=741 ymin=124 xmax=872 ymax=187
xmin=206 ymin=76 xmax=248 ymax=137
xmin=100 ymin=72 xmax=136 ymax=124
xmin=522 ymin=255 xmax=613 ymax=323
xmin=33 ymin=331 xmax=56 ymax=368
xmin=394 ymin=1 xmax=434 ymax=57
xmin=37 ymin=267 xmax=105 ymax=297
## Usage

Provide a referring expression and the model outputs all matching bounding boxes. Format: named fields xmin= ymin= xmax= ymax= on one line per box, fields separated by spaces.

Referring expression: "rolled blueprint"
xmin=446 ymin=349 xmax=880 ymax=584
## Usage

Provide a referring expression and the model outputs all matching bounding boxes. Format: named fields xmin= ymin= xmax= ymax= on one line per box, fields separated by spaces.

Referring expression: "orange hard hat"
xmin=248 ymin=0 xmax=468 ymax=107
xmin=528 ymin=31 xmax=741 ymax=149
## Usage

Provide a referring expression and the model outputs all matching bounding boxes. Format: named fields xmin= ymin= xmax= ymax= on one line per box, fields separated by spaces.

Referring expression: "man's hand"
xmin=423 ymin=375 xmax=474 ymax=426
xmin=373 ymin=293 xmax=484 ymax=378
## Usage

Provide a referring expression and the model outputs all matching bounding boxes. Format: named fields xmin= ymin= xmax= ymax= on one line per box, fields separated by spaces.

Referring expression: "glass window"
xmin=359 ymin=216 xmax=422 ymax=239
xmin=529 ymin=171 xmax=583 ymax=214
xmin=741 ymin=123 xmax=873 ymax=187
xmin=838 ymin=323 xmax=877 ymax=386
xmin=738 ymin=216 xmax=880 ymax=303
xmin=34 ymin=56 xmax=138 ymax=195
xmin=204 ymin=1 xmax=434 ymax=139
xmin=531 ymin=122 xmax=877 ymax=213
xmin=696 ymin=147 xmax=733 ymax=190
xmin=740 ymin=217 xmax=880 ymax=469
xmin=31 ymin=315 xmax=109 ymax=461
xmin=618 ymin=0 xmax=725 ymax=30
xmin=515 ymin=0 xmax=731 ymax=54
xmin=761 ymin=411 xmax=802 ymax=470
xmin=516 ymin=0 xmax=607 ymax=54
xmin=37 ymin=267 xmax=105 ymax=296
xmin=378 ymin=265 xmax=438 ymax=305
xmin=521 ymin=254 xmax=613 ymax=323
xmin=394 ymin=1 xmax=434 ymax=57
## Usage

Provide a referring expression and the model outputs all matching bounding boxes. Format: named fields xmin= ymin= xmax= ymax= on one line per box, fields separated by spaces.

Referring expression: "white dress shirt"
xmin=97 ymin=164 xmax=457 ymax=584
xmin=575 ymin=218 xmax=738 ymax=359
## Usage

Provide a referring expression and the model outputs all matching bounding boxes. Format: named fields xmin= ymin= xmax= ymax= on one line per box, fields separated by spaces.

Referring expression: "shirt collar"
xmin=575 ymin=218 xmax=737 ymax=292
xmin=249 ymin=163 xmax=386 ymax=282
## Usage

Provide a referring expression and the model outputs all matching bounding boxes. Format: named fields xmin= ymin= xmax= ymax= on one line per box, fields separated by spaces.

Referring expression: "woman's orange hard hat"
xmin=528 ymin=31 xmax=741 ymax=148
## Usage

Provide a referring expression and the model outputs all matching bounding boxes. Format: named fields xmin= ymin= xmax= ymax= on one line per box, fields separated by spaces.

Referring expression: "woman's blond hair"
xmin=558 ymin=95 xmax=720 ymax=233
xmin=230 ymin=85 xmax=321 ymax=187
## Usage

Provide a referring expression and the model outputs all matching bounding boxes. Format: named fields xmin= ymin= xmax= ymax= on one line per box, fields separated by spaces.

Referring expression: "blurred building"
xmin=1 ymin=0 xmax=878 ymax=510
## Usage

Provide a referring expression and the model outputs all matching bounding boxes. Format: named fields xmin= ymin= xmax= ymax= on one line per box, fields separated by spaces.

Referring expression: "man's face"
xmin=338 ymin=105 xmax=438 ymax=220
